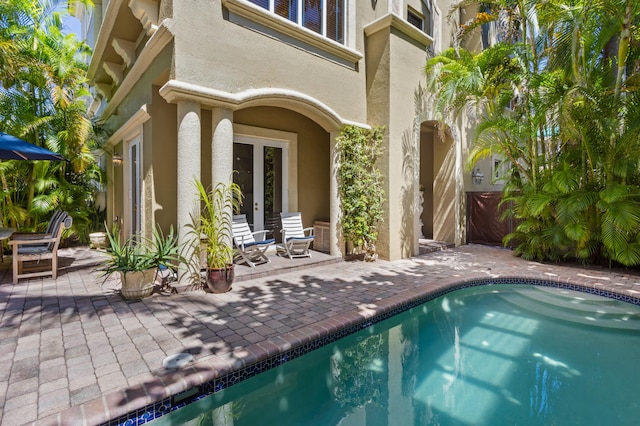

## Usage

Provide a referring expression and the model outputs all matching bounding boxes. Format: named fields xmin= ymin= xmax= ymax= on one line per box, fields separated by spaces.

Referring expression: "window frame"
xmin=247 ymin=0 xmax=345 ymax=44
xmin=223 ymin=0 xmax=361 ymax=64
xmin=407 ymin=7 xmax=424 ymax=32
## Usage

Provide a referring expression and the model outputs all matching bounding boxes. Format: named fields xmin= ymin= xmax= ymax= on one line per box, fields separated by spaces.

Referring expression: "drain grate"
xmin=162 ymin=353 xmax=194 ymax=369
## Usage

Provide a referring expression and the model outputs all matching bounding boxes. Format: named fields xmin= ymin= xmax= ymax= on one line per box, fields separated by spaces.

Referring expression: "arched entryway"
xmin=419 ymin=121 xmax=456 ymax=243
xmin=230 ymin=106 xmax=332 ymax=243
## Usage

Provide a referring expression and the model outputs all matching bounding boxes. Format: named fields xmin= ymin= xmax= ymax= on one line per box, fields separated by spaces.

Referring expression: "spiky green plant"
xmin=189 ymin=178 xmax=243 ymax=269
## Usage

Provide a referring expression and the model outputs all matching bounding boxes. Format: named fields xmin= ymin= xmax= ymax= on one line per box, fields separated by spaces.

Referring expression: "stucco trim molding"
xmin=102 ymin=23 xmax=174 ymax=119
xmin=222 ymin=0 xmax=362 ymax=65
xmin=159 ymin=79 xmax=367 ymax=132
xmin=88 ymin=0 xmax=125 ymax=81
xmin=363 ymin=13 xmax=433 ymax=47
xmin=106 ymin=105 xmax=151 ymax=147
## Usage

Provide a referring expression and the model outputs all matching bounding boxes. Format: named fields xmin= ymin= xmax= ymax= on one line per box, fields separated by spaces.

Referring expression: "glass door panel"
xmin=233 ymin=141 xmax=286 ymax=242
xmin=127 ymin=137 xmax=141 ymax=240
xmin=264 ymin=146 xmax=283 ymax=242
xmin=233 ymin=143 xmax=254 ymax=225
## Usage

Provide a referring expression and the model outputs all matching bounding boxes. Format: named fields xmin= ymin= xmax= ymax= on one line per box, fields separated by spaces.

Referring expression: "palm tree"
xmin=0 ymin=0 xmax=102 ymax=240
xmin=427 ymin=0 xmax=640 ymax=266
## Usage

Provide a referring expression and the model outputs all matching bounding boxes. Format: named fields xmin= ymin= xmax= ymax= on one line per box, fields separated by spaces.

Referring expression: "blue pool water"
xmin=151 ymin=285 xmax=640 ymax=425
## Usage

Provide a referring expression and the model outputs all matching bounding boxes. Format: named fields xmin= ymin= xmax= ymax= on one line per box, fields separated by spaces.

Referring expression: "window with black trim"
xmin=247 ymin=0 xmax=345 ymax=44
xmin=407 ymin=8 xmax=424 ymax=31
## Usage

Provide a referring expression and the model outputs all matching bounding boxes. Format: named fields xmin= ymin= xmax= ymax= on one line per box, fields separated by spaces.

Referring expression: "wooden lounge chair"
xmin=9 ymin=212 xmax=72 ymax=284
xmin=277 ymin=212 xmax=315 ymax=259
xmin=232 ymin=214 xmax=274 ymax=267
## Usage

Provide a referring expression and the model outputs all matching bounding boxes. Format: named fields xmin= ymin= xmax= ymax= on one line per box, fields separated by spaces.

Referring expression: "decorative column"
xmin=329 ymin=131 xmax=342 ymax=257
xmin=177 ymin=100 xmax=201 ymax=276
xmin=211 ymin=108 xmax=234 ymax=250
xmin=211 ymin=108 xmax=234 ymax=186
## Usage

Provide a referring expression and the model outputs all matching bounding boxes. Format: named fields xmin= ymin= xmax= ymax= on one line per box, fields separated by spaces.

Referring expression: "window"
xmin=248 ymin=0 xmax=345 ymax=44
xmin=407 ymin=8 xmax=424 ymax=31
xmin=275 ymin=0 xmax=297 ymax=22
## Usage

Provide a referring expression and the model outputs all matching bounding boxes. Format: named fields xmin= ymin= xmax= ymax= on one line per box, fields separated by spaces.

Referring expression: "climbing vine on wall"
xmin=336 ymin=125 xmax=385 ymax=261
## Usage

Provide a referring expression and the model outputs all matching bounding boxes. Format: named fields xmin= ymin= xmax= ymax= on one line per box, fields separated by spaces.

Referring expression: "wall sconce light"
xmin=472 ymin=167 xmax=484 ymax=185
xmin=112 ymin=152 xmax=123 ymax=166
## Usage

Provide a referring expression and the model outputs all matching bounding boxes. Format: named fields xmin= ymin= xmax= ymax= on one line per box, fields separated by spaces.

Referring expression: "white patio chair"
xmin=278 ymin=212 xmax=315 ymax=259
xmin=232 ymin=214 xmax=274 ymax=267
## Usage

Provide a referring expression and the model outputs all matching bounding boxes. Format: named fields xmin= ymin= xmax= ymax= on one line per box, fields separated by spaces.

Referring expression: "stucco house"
xmin=85 ymin=0 xmax=500 ymax=262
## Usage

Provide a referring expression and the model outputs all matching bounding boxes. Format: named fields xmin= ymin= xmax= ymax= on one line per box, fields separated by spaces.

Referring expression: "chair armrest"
xmin=252 ymin=230 xmax=270 ymax=242
xmin=302 ymin=227 xmax=315 ymax=236
xmin=9 ymin=236 xmax=57 ymax=246
xmin=10 ymin=232 xmax=51 ymax=240
xmin=235 ymin=235 xmax=252 ymax=249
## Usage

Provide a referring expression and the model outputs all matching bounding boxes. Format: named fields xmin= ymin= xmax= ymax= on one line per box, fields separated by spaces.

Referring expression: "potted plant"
xmin=190 ymin=178 xmax=242 ymax=293
xmin=98 ymin=225 xmax=182 ymax=299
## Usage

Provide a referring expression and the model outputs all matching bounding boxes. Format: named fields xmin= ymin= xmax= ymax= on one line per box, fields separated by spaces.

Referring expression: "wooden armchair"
xmin=9 ymin=212 xmax=72 ymax=284
xmin=10 ymin=210 xmax=64 ymax=240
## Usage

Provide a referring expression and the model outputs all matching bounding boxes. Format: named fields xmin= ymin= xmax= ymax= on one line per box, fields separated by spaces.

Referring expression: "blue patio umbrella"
xmin=0 ymin=132 xmax=67 ymax=161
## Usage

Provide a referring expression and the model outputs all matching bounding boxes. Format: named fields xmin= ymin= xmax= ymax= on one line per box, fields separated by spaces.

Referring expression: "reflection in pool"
xmin=151 ymin=284 xmax=640 ymax=425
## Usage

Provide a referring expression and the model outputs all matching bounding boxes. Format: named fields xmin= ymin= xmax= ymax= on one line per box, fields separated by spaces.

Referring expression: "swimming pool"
xmin=147 ymin=284 xmax=640 ymax=425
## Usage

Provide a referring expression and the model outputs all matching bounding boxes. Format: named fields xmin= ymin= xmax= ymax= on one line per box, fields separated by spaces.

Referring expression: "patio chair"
xmin=277 ymin=212 xmax=315 ymax=259
xmin=9 ymin=211 xmax=72 ymax=284
xmin=232 ymin=214 xmax=274 ymax=267
xmin=10 ymin=210 xmax=63 ymax=240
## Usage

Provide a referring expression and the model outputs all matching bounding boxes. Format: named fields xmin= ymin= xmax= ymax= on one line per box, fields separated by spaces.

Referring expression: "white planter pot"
xmin=89 ymin=232 xmax=109 ymax=249
xmin=119 ymin=269 xmax=157 ymax=299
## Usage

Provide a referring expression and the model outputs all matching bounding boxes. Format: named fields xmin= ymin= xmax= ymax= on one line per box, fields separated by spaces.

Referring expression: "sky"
xmin=62 ymin=15 xmax=82 ymax=38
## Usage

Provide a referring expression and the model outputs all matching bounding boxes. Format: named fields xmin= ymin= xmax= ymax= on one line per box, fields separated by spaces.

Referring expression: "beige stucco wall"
xmin=390 ymin=29 xmax=429 ymax=259
xmin=366 ymin=26 xmax=392 ymax=258
xmin=432 ymin=129 xmax=455 ymax=243
xmin=106 ymin=46 xmax=172 ymax=131
xmin=103 ymin=46 xmax=173 ymax=238
xmin=169 ymin=0 xmax=372 ymax=125
xmin=366 ymin=21 xmax=430 ymax=260
xmin=150 ymin=88 xmax=178 ymax=232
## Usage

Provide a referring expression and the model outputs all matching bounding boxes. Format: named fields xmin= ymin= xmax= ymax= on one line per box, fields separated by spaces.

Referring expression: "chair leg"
xmin=12 ymin=249 xmax=17 ymax=285
xmin=52 ymin=255 xmax=58 ymax=279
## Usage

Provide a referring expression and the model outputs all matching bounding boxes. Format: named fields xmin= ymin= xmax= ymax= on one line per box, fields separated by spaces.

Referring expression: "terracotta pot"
xmin=205 ymin=265 xmax=234 ymax=293
xmin=119 ymin=269 xmax=156 ymax=299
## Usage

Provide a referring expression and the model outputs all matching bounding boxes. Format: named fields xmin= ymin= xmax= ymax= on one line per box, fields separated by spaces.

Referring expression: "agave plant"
xmin=98 ymin=224 xmax=183 ymax=280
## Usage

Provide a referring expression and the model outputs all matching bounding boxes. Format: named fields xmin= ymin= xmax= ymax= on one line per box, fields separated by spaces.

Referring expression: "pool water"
xmin=151 ymin=285 xmax=640 ymax=425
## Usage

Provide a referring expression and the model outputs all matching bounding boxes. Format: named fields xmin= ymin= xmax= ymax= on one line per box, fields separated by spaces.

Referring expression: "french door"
xmin=126 ymin=136 xmax=141 ymax=238
xmin=233 ymin=136 xmax=288 ymax=240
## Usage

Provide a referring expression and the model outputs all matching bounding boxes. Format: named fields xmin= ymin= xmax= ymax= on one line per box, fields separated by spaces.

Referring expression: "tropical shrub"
xmin=0 ymin=0 xmax=102 ymax=243
xmin=336 ymin=125 xmax=385 ymax=261
xmin=427 ymin=0 xmax=640 ymax=267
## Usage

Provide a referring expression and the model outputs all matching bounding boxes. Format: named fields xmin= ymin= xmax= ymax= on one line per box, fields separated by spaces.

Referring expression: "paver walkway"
xmin=1 ymin=244 xmax=640 ymax=425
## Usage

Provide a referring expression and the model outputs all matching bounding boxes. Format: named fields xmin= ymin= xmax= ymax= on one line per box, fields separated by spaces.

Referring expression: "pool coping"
xmin=55 ymin=270 xmax=640 ymax=426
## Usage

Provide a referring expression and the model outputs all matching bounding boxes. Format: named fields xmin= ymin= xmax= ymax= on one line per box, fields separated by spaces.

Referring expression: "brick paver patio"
xmin=1 ymin=244 xmax=640 ymax=425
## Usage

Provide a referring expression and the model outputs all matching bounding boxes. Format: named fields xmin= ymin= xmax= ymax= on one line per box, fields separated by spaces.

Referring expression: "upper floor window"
xmin=407 ymin=8 xmax=424 ymax=32
xmin=248 ymin=0 xmax=345 ymax=44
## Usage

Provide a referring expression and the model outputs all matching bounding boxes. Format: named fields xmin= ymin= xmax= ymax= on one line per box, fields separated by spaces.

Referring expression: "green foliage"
xmin=0 ymin=0 xmax=103 ymax=243
xmin=330 ymin=334 xmax=385 ymax=409
xmin=336 ymin=125 xmax=385 ymax=261
xmin=431 ymin=0 xmax=640 ymax=267
xmin=98 ymin=225 xmax=183 ymax=279
xmin=189 ymin=178 xmax=243 ymax=269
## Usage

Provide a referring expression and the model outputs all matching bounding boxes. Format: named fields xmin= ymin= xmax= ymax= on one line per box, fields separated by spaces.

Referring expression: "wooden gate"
xmin=466 ymin=192 xmax=516 ymax=247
